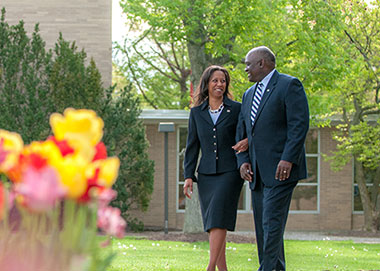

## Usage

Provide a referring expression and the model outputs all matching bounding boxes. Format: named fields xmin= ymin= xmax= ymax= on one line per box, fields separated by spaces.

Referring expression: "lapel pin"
xmin=266 ymin=89 xmax=270 ymax=92
xmin=227 ymin=109 xmax=231 ymax=113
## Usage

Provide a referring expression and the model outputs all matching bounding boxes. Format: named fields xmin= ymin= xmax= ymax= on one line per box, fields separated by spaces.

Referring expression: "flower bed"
xmin=0 ymin=108 xmax=126 ymax=271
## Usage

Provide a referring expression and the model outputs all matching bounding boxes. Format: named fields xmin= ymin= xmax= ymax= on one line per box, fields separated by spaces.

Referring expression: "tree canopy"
xmin=117 ymin=0 xmax=380 ymax=231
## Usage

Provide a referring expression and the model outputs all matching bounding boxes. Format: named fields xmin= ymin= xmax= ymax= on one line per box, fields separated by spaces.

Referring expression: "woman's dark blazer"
xmin=184 ymin=97 xmax=242 ymax=182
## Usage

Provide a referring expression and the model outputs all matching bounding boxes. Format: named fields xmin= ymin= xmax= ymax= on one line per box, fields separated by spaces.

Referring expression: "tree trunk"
xmin=181 ymin=4 xmax=210 ymax=233
xmin=372 ymin=166 xmax=380 ymax=231
xmin=183 ymin=183 xmax=204 ymax=233
xmin=186 ymin=40 xmax=209 ymax=92
xmin=183 ymin=36 xmax=207 ymax=233
xmin=355 ymin=158 xmax=378 ymax=231
xmin=183 ymin=37 xmax=207 ymax=232
xmin=183 ymin=1 xmax=211 ymax=91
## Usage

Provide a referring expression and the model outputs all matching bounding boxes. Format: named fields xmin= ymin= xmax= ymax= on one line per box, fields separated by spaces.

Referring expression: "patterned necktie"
xmin=250 ymin=82 xmax=264 ymax=125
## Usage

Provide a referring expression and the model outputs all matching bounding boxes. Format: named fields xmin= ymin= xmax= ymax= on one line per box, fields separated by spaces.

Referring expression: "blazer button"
xmin=213 ymin=135 xmax=216 ymax=138
xmin=214 ymin=142 xmax=216 ymax=145
xmin=214 ymin=150 xmax=216 ymax=153
xmin=216 ymin=157 xmax=218 ymax=160
xmin=213 ymin=128 xmax=216 ymax=131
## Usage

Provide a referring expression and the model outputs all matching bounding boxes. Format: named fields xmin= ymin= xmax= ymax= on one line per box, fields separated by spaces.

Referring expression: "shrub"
xmin=0 ymin=8 xmax=154 ymax=226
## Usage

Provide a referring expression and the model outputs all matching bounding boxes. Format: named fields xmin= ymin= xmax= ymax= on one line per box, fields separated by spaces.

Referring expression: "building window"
xmin=289 ymin=129 xmax=320 ymax=213
xmin=177 ymin=126 xmax=188 ymax=211
xmin=177 ymin=126 xmax=320 ymax=213
xmin=239 ymin=129 xmax=320 ymax=213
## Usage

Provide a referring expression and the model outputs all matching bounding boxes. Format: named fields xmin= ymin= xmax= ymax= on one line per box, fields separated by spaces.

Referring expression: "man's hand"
xmin=183 ymin=178 xmax=193 ymax=199
xmin=232 ymin=138 xmax=248 ymax=153
xmin=240 ymin=162 xmax=253 ymax=182
xmin=275 ymin=160 xmax=293 ymax=181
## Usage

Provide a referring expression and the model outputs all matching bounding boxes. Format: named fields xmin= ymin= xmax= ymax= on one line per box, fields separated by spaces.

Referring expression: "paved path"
xmin=230 ymin=231 xmax=380 ymax=244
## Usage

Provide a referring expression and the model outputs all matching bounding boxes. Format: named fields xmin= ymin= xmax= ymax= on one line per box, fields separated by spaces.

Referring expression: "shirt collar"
xmin=259 ymin=68 xmax=276 ymax=90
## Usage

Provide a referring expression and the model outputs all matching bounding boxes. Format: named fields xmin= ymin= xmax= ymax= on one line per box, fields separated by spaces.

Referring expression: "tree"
xmin=119 ymin=0 xmax=301 ymax=103
xmin=101 ymin=84 xmax=154 ymax=230
xmin=120 ymin=0 xmax=380 ymax=232
xmin=49 ymin=34 xmax=105 ymax=113
xmin=0 ymin=8 xmax=154 ymax=227
xmin=114 ymin=31 xmax=192 ymax=109
xmin=290 ymin=0 xmax=380 ymax=231
xmin=0 ymin=9 xmax=54 ymax=143
xmin=119 ymin=0 xmax=318 ymax=232
xmin=329 ymin=0 xmax=380 ymax=231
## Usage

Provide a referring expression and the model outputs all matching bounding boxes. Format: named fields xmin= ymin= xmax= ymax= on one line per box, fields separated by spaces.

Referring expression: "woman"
xmin=183 ymin=65 xmax=247 ymax=271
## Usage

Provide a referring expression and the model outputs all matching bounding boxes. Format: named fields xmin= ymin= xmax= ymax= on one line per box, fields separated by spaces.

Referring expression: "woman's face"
xmin=208 ymin=70 xmax=226 ymax=100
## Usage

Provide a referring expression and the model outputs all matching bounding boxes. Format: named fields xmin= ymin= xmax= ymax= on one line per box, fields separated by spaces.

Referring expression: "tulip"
xmin=50 ymin=108 xmax=104 ymax=161
xmin=97 ymin=188 xmax=117 ymax=208
xmin=15 ymin=166 xmax=66 ymax=212
xmin=0 ymin=138 xmax=8 ymax=164
xmin=97 ymin=206 xmax=126 ymax=238
xmin=0 ymin=182 xmax=4 ymax=220
xmin=54 ymin=155 xmax=88 ymax=199
xmin=86 ymin=157 xmax=120 ymax=188
xmin=0 ymin=130 xmax=23 ymax=172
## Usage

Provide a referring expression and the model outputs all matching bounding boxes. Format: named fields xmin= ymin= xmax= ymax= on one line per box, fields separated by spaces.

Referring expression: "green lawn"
xmin=103 ymin=237 xmax=380 ymax=271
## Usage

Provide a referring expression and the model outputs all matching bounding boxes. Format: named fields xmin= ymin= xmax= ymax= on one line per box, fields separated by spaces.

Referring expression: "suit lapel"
xmin=215 ymin=98 xmax=233 ymax=125
xmin=199 ymin=101 xmax=214 ymax=125
xmin=252 ymin=71 xmax=279 ymax=129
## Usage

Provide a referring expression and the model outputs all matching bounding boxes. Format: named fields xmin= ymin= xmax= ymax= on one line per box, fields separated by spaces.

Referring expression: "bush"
xmin=101 ymin=84 xmax=154 ymax=223
xmin=0 ymin=8 xmax=154 ymax=226
xmin=0 ymin=10 xmax=54 ymax=143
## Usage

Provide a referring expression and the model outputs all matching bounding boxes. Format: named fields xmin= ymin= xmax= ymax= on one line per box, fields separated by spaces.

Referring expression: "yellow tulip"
xmin=24 ymin=140 xmax=63 ymax=165
xmin=54 ymin=155 xmax=88 ymax=199
xmin=87 ymin=157 xmax=120 ymax=188
xmin=0 ymin=129 xmax=24 ymax=171
xmin=50 ymin=108 xmax=104 ymax=161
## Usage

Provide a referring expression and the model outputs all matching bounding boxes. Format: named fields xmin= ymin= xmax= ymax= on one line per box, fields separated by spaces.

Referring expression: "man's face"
xmin=244 ymin=51 xmax=262 ymax=83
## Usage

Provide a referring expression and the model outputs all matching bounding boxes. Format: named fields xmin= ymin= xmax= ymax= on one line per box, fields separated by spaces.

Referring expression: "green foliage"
xmin=114 ymin=32 xmax=191 ymax=109
xmin=330 ymin=120 xmax=380 ymax=171
xmin=126 ymin=217 xmax=145 ymax=232
xmin=118 ymin=0 xmax=345 ymax=113
xmin=0 ymin=8 xmax=154 ymax=225
xmin=49 ymin=34 xmax=105 ymax=113
xmin=101 ymin=84 xmax=154 ymax=218
xmin=0 ymin=8 xmax=54 ymax=143
xmin=294 ymin=0 xmax=380 ymax=230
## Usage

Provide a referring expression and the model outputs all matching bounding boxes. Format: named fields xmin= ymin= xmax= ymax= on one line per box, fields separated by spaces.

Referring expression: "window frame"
xmin=176 ymin=125 xmax=187 ymax=213
xmin=289 ymin=129 xmax=320 ymax=214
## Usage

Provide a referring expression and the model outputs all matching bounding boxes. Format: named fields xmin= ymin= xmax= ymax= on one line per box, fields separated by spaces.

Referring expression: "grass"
xmin=103 ymin=236 xmax=380 ymax=271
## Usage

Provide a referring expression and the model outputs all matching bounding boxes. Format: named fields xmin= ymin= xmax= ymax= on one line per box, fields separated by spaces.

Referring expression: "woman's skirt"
xmin=197 ymin=170 xmax=244 ymax=232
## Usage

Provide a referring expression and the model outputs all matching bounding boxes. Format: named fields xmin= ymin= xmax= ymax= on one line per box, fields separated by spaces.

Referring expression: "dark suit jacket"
xmin=236 ymin=70 xmax=309 ymax=188
xmin=184 ymin=97 xmax=242 ymax=181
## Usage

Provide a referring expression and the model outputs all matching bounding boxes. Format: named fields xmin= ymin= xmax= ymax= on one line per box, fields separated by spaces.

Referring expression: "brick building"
xmin=1 ymin=0 xmax=112 ymax=86
xmin=132 ymin=110 xmax=366 ymax=232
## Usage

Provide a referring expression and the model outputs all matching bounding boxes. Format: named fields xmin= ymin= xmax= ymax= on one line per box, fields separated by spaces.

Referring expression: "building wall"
xmin=1 ymin=0 xmax=111 ymax=86
xmin=128 ymin=124 xmax=181 ymax=230
xmin=133 ymin=120 xmax=361 ymax=232
xmin=286 ymin=127 xmax=353 ymax=231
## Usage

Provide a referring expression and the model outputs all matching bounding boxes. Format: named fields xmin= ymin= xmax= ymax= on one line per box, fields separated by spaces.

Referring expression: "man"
xmin=236 ymin=46 xmax=309 ymax=271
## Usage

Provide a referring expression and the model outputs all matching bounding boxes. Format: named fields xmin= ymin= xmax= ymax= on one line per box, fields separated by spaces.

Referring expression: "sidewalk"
xmin=229 ymin=231 xmax=380 ymax=244
xmin=125 ymin=230 xmax=380 ymax=244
